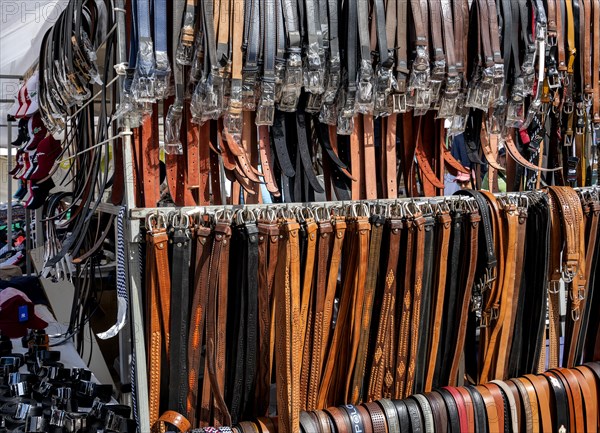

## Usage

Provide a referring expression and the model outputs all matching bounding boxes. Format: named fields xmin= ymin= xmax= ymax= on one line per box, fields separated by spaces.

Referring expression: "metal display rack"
xmin=56 ymin=2 xmax=598 ymax=432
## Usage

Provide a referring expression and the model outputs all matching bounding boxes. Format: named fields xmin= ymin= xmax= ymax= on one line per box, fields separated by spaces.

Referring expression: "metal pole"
xmin=35 ymin=208 xmax=44 ymax=248
xmin=25 ymin=210 xmax=31 ymax=275
xmin=6 ymin=120 xmax=12 ymax=251
xmin=112 ymin=0 xmax=150 ymax=429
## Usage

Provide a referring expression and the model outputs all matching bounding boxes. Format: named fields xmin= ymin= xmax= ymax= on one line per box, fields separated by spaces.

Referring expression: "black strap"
xmin=167 ymin=224 xmax=192 ymax=414
xmin=393 ymin=399 xmax=411 ymax=433
xmin=438 ymin=388 xmax=461 ymax=433
xmin=404 ymin=398 xmax=424 ymax=433
xmin=414 ymin=215 xmax=436 ymax=394
xmin=544 ymin=371 xmax=570 ymax=432
xmin=466 ymin=385 xmax=488 ymax=433
xmin=434 ymin=210 xmax=463 ymax=388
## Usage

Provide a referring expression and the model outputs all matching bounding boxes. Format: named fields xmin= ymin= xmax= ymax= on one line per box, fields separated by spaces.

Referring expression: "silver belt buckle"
xmin=356 ymin=60 xmax=375 ymax=114
xmin=304 ymin=45 xmax=325 ymax=94
xmin=437 ymin=75 xmax=461 ymax=119
xmin=337 ymin=90 xmax=356 ymax=135
xmin=242 ymin=69 xmax=258 ymax=110
xmin=278 ymin=53 xmax=303 ymax=112
xmin=164 ymin=102 xmax=184 ymax=154
xmin=256 ymin=80 xmax=276 ymax=125
xmin=374 ymin=66 xmax=395 ymax=116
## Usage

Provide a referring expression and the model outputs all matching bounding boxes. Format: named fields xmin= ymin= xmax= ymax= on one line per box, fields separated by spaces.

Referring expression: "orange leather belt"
xmin=145 ymin=218 xmax=171 ymax=426
xmin=274 ymin=219 xmax=301 ymax=433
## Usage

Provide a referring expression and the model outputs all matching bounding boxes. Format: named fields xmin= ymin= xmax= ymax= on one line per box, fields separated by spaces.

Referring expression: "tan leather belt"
xmin=299 ymin=217 xmax=319 ymax=409
xmin=274 ymin=219 xmax=301 ymax=433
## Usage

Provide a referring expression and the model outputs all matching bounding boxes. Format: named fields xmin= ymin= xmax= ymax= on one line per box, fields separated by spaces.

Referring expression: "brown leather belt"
xmin=187 ymin=225 xmax=213 ymax=425
xmin=256 ymin=220 xmax=280 ymax=415
xmin=306 ymin=218 xmax=334 ymax=410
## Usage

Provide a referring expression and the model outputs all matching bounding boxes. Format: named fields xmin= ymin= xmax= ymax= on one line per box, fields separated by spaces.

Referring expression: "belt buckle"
xmin=164 ymin=102 xmax=184 ymax=154
xmin=575 ymin=104 xmax=585 ymax=135
xmin=436 ymin=74 xmax=461 ymax=119
xmin=176 ymin=25 xmax=195 ymax=66
xmin=203 ymin=70 xmax=224 ymax=120
xmin=412 ymin=88 xmax=431 ymax=116
xmin=50 ymin=408 xmax=66 ymax=426
xmin=304 ymin=45 xmax=325 ymax=94
xmin=322 ymin=66 xmax=341 ymax=105
xmin=274 ymin=59 xmax=286 ymax=104
xmin=356 ymin=59 xmax=375 ymax=114
xmin=547 ymin=67 xmax=561 ymax=89
xmin=256 ymin=80 xmax=276 ymax=126
xmin=242 ymin=68 xmax=258 ymax=110
xmin=225 ymin=81 xmax=243 ymax=138
xmin=65 ymin=413 xmax=86 ymax=433
xmin=153 ymin=51 xmax=172 ymax=100
xmin=105 ymin=410 xmax=125 ymax=432
xmin=319 ymin=101 xmax=338 ymax=125
xmin=305 ymin=91 xmax=324 ymax=114
xmin=278 ymin=52 xmax=303 ymax=112
xmin=393 ymin=92 xmax=408 ymax=114
xmin=337 ymin=90 xmax=356 ymax=135
xmin=374 ymin=65 xmax=395 ymax=116
xmin=506 ymin=100 xmax=525 ymax=128
xmin=132 ymin=74 xmax=156 ymax=103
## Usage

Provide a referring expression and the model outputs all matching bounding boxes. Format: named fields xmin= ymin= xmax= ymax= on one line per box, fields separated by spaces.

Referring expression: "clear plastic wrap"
xmin=306 ymin=92 xmax=324 ymax=114
xmin=448 ymin=93 xmax=469 ymax=137
xmin=407 ymin=46 xmax=430 ymax=92
xmin=131 ymin=39 xmax=156 ymax=103
xmin=164 ymin=103 xmax=184 ymax=154
xmin=322 ymin=56 xmax=341 ymax=105
xmin=176 ymin=13 xmax=196 ymax=66
xmin=278 ymin=52 xmax=303 ymax=112
xmin=81 ymin=31 xmax=102 ymax=85
xmin=319 ymin=61 xmax=341 ymax=125
xmin=355 ymin=59 xmax=374 ymax=114
xmin=373 ymin=64 xmax=396 ymax=116
xmin=465 ymin=66 xmax=493 ymax=112
xmin=274 ymin=60 xmax=286 ymax=104
xmin=303 ymin=42 xmax=325 ymax=94
xmin=242 ymin=68 xmax=258 ymax=110
xmin=337 ymin=89 xmax=356 ymax=135
xmin=225 ymin=80 xmax=243 ymax=142
xmin=190 ymin=78 xmax=205 ymax=124
xmin=256 ymin=80 xmax=276 ymax=126
xmin=201 ymin=70 xmax=224 ymax=122
xmin=436 ymin=74 xmax=461 ymax=119
xmin=154 ymin=51 xmax=172 ymax=100
xmin=505 ymin=100 xmax=525 ymax=129
xmin=54 ymin=62 xmax=80 ymax=106
xmin=429 ymin=60 xmax=446 ymax=107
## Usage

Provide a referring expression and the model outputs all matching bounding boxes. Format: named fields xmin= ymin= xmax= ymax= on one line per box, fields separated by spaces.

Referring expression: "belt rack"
xmin=18 ymin=0 xmax=600 ymax=430
xmin=121 ymin=186 xmax=599 ymax=432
